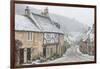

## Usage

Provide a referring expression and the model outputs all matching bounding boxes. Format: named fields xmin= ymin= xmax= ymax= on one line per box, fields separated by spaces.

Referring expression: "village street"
xmin=44 ymin=45 xmax=94 ymax=64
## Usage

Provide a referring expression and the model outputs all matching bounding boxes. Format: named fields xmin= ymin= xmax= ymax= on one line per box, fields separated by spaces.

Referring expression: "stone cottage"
xmin=15 ymin=6 xmax=64 ymax=65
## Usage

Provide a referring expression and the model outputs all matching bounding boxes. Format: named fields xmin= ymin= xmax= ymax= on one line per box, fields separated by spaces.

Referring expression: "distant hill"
xmin=50 ymin=14 xmax=88 ymax=33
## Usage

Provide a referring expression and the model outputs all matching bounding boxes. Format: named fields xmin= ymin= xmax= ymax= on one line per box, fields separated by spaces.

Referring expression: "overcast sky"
xmin=16 ymin=4 xmax=94 ymax=27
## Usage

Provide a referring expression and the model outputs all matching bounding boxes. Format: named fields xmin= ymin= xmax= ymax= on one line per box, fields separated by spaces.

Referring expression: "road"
xmin=44 ymin=45 xmax=94 ymax=64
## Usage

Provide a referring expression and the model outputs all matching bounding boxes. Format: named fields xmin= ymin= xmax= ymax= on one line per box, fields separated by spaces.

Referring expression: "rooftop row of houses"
xmin=15 ymin=6 xmax=65 ymax=65
xmin=79 ymin=24 xmax=95 ymax=55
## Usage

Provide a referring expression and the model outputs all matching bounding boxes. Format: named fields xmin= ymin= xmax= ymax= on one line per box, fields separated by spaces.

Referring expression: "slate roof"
xmin=15 ymin=15 xmax=40 ymax=32
xmin=31 ymin=13 xmax=63 ymax=33
xmin=15 ymin=5 xmax=63 ymax=34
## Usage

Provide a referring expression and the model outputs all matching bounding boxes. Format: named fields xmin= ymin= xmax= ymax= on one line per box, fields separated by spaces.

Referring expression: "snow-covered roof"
xmin=82 ymin=28 xmax=94 ymax=41
xmin=32 ymin=13 xmax=63 ymax=33
xmin=15 ymin=15 xmax=40 ymax=32
xmin=15 ymin=14 xmax=63 ymax=34
xmin=15 ymin=5 xmax=63 ymax=34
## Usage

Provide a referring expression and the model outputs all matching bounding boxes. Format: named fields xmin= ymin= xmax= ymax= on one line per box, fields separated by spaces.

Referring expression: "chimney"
xmin=41 ymin=7 xmax=49 ymax=16
xmin=25 ymin=6 xmax=31 ymax=16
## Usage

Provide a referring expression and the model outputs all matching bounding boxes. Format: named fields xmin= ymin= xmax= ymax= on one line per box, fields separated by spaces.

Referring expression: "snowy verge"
xmin=76 ymin=46 xmax=94 ymax=59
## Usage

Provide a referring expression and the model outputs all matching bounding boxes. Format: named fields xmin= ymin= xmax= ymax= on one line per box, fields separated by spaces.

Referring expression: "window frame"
xmin=27 ymin=32 xmax=33 ymax=41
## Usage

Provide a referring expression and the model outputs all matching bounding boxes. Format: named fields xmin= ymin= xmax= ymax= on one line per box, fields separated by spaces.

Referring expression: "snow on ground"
xmin=19 ymin=38 xmax=94 ymax=65
xmin=76 ymin=45 xmax=94 ymax=59
xmin=43 ymin=45 xmax=94 ymax=64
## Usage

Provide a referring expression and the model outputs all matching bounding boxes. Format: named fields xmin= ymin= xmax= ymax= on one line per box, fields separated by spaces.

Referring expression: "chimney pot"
xmin=41 ymin=7 xmax=49 ymax=16
xmin=25 ymin=6 xmax=31 ymax=16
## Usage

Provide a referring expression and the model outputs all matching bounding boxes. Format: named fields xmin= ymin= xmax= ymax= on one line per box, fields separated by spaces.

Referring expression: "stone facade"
xmin=15 ymin=31 xmax=64 ymax=64
xmin=15 ymin=6 xmax=64 ymax=65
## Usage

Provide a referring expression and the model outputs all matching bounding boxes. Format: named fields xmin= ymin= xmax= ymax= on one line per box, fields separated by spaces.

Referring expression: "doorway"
xmin=43 ymin=47 xmax=46 ymax=57
xmin=19 ymin=48 xmax=24 ymax=64
xmin=27 ymin=48 xmax=31 ymax=63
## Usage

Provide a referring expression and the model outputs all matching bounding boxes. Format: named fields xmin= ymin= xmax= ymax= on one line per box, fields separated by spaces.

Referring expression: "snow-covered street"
xmin=44 ymin=45 xmax=94 ymax=64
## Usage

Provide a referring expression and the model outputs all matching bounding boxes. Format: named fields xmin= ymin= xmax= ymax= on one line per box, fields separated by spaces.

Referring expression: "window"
xmin=44 ymin=33 xmax=59 ymax=44
xmin=50 ymin=48 xmax=53 ymax=56
xmin=46 ymin=48 xmax=49 ymax=57
xmin=28 ymin=32 xmax=33 ymax=41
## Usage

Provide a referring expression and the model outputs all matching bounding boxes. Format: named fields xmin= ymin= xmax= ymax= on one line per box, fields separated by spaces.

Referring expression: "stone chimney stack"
xmin=41 ymin=7 xmax=49 ymax=16
xmin=25 ymin=6 xmax=31 ymax=16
